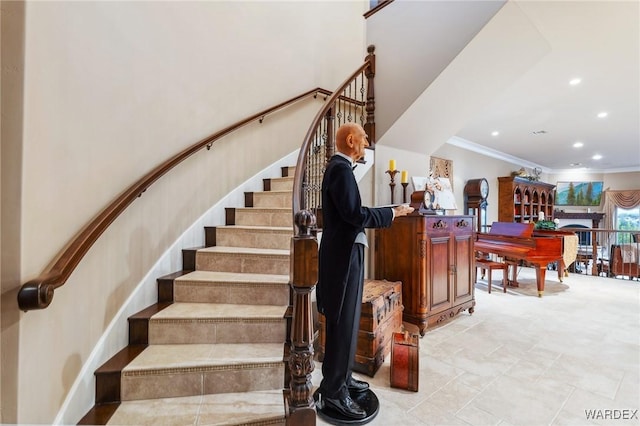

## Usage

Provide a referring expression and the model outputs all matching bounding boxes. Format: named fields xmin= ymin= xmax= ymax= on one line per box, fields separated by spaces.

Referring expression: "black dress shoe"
xmin=347 ymin=377 xmax=370 ymax=393
xmin=322 ymin=394 xmax=366 ymax=419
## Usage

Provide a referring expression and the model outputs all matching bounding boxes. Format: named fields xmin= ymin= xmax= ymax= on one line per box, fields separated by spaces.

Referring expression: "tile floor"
xmin=314 ymin=267 xmax=640 ymax=425
xmin=107 ymin=267 xmax=639 ymax=425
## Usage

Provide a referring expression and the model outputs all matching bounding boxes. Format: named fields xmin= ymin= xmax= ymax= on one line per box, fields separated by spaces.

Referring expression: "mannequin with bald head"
xmin=335 ymin=122 xmax=369 ymax=162
xmin=316 ymin=123 xmax=413 ymax=420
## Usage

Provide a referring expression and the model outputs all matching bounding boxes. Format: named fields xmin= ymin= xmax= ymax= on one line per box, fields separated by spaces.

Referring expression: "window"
xmin=365 ymin=0 xmax=393 ymax=17
xmin=615 ymin=207 xmax=640 ymax=244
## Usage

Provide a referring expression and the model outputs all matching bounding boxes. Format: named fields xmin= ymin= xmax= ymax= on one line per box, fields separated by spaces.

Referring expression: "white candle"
xmin=539 ymin=211 xmax=545 ymax=221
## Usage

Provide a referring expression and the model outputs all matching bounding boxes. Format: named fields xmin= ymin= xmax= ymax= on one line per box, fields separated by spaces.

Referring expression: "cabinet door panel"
xmin=427 ymin=236 xmax=451 ymax=312
xmin=453 ymin=234 xmax=474 ymax=301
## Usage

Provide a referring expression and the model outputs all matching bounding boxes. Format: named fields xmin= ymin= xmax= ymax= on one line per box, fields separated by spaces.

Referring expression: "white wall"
xmin=373 ymin=142 xmax=525 ymax=224
xmin=600 ymin=172 xmax=640 ymax=191
xmin=1 ymin=1 xmax=367 ymax=423
xmin=369 ymin=142 xmax=639 ymax=227
xmin=366 ymin=0 xmax=505 ymax=137
xmin=1 ymin=1 xmax=26 ymax=422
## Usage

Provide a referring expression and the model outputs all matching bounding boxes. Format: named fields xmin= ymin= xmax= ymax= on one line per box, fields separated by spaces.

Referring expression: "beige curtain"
xmin=602 ymin=189 xmax=640 ymax=249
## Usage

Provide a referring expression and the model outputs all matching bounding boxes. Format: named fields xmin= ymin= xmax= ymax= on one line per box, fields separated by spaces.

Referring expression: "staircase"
xmin=80 ymin=167 xmax=297 ymax=425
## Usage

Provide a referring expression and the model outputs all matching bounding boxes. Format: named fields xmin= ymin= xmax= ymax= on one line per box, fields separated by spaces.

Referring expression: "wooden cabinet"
xmin=374 ymin=215 xmax=475 ymax=336
xmin=498 ymin=176 xmax=555 ymax=223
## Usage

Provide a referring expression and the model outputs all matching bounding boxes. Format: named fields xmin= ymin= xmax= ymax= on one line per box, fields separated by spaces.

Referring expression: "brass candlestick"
xmin=386 ymin=169 xmax=398 ymax=204
xmin=401 ymin=182 xmax=409 ymax=203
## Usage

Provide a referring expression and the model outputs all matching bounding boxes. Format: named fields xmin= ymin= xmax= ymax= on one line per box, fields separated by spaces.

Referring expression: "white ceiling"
xmin=454 ymin=0 xmax=640 ymax=173
xmin=369 ymin=0 xmax=639 ymax=174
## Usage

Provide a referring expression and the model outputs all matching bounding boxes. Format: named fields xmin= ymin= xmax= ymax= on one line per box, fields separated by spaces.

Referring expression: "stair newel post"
xmin=287 ymin=210 xmax=318 ymax=425
xmin=364 ymin=44 xmax=376 ymax=146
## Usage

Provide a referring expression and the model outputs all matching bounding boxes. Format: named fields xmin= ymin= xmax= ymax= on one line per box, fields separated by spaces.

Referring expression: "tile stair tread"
xmin=107 ymin=390 xmax=285 ymax=426
xmin=197 ymin=246 xmax=289 ymax=256
xmin=175 ymin=270 xmax=289 ymax=283
xmin=215 ymin=225 xmax=292 ymax=232
xmin=86 ymin=168 xmax=298 ymax=424
xmin=267 ymin=178 xmax=294 ymax=186
xmin=151 ymin=302 xmax=288 ymax=320
xmin=123 ymin=343 xmax=284 ymax=372
xmin=234 ymin=207 xmax=292 ymax=211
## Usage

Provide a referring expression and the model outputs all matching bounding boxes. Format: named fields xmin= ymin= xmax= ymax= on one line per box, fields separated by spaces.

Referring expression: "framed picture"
xmin=429 ymin=156 xmax=453 ymax=190
xmin=555 ymin=181 xmax=603 ymax=206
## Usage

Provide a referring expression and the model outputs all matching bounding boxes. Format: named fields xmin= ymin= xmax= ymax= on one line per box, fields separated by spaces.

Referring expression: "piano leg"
xmin=558 ymin=258 xmax=565 ymax=283
xmin=535 ymin=266 xmax=546 ymax=297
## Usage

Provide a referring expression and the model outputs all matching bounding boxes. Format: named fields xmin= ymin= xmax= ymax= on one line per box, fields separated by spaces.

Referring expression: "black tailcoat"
xmin=317 ymin=155 xmax=393 ymax=324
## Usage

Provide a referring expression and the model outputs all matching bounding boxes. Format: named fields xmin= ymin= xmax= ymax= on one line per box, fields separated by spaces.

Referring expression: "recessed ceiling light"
xmin=569 ymin=78 xmax=582 ymax=86
xmin=592 ymin=154 xmax=603 ymax=160
xmin=491 ymin=131 xmax=499 ymax=136
xmin=570 ymin=162 xmax=583 ymax=167
xmin=597 ymin=112 xmax=608 ymax=118
xmin=573 ymin=142 xmax=584 ymax=148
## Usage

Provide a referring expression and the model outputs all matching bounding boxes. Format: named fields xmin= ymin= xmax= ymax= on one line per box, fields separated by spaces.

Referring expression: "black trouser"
xmin=320 ymin=243 xmax=364 ymax=399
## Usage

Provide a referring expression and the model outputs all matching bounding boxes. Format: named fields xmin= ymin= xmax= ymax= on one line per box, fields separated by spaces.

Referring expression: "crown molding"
xmin=447 ymin=136 xmax=550 ymax=173
xmin=447 ymin=136 xmax=640 ymax=174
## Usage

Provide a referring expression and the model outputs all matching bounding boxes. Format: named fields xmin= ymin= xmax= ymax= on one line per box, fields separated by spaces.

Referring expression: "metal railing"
xmin=560 ymin=228 xmax=640 ymax=279
xmin=286 ymin=45 xmax=377 ymax=424
xmin=292 ymin=45 xmax=376 ymax=228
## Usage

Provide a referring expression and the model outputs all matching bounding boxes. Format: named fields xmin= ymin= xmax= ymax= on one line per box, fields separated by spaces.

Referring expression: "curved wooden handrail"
xmin=292 ymin=50 xmax=375 ymax=225
xmin=17 ymin=87 xmax=332 ymax=311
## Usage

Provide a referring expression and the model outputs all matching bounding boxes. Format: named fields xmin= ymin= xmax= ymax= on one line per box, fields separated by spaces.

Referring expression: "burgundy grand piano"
xmin=475 ymin=222 xmax=574 ymax=297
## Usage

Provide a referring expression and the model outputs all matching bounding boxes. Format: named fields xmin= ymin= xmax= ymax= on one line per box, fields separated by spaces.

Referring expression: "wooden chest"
xmin=360 ymin=279 xmax=403 ymax=331
xmin=318 ymin=279 xmax=403 ymax=377
xmin=356 ymin=309 xmax=403 ymax=357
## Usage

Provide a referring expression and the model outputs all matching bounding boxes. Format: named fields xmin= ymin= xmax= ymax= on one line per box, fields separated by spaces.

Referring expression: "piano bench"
xmin=475 ymin=259 xmax=508 ymax=293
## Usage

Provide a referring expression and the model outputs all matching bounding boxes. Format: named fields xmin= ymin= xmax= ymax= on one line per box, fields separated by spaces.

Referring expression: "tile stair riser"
xmin=215 ymin=228 xmax=292 ymax=250
xmin=106 ymin=391 xmax=286 ymax=426
xmin=267 ymin=178 xmax=294 ymax=191
xmin=234 ymin=209 xmax=292 ymax=227
xmin=252 ymin=192 xmax=292 ymax=208
xmin=174 ymin=281 xmax=289 ymax=305
xmin=281 ymin=166 xmax=296 ymax=177
xmin=196 ymin=252 xmax=289 ymax=275
xmin=148 ymin=318 xmax=287 ymax=344
xmin=83 ymin=166 xmax=298 ymax=425
xmin=120 ymin=363 xmax=284 ymax=401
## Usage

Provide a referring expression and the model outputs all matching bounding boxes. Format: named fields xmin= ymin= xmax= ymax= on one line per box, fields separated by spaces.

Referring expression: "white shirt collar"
xmin=335 ymin=152 xmax=354 ymax=167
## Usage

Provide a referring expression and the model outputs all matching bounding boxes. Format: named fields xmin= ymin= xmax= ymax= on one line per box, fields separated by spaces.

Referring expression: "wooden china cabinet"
xmin=498 ymin=176 xmax=556 ymax=223
xmin=374 ymin=214 xmax=475 ymax=336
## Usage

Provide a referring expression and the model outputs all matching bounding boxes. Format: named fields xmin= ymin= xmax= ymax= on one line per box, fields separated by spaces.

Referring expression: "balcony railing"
xmin=556 ymin=227 xmax=640 ymax=279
